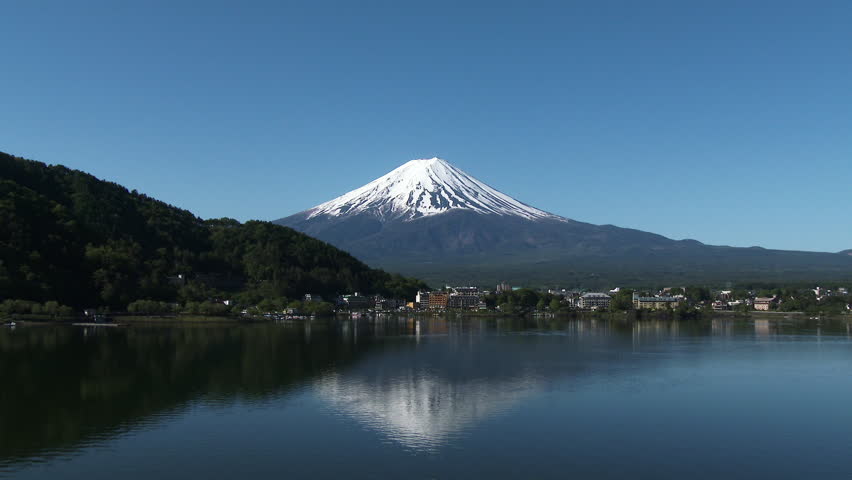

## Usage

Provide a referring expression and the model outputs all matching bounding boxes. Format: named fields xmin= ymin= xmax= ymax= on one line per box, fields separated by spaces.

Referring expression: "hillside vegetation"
xmin=0 ymin=152 xmax=426 ymax=312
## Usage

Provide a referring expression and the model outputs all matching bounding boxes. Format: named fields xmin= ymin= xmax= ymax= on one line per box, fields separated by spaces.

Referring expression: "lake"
xmin=1 ymin=316 xmax=851 ymax=479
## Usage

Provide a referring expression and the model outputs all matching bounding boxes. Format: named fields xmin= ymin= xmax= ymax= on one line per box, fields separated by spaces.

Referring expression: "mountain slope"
xmin=277 ymin=158 xmax=852 ymax=286
xmin=0 ymin=151 xmax=426 ymax=308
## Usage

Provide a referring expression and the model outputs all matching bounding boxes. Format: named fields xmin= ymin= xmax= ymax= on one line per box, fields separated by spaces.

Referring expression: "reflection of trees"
xmin=0 ymin=323 xmax=371 ymax=465
xmin=1 ymin=316 xmax=848 ymax=466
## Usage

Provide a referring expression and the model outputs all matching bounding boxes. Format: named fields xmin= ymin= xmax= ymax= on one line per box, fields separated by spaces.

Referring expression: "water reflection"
xmin=0 ymin=322 xmax=370 ymax=469
xmin=316 ymin=370 xmax=540 ymax=450
xmin=1 ymin=316 xmax=851 ymax=474
xmin=315 ymin=317 xmax=549 ymax=450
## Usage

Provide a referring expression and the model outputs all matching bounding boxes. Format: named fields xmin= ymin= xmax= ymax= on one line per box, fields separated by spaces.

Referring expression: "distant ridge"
xmin=276 ymin=157 xmax=852 ymax=286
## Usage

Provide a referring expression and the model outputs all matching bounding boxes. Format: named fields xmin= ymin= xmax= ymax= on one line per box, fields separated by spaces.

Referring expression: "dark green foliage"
xmin=684 ymin=286 xmax=712 ymax=302
xmin=609 ymin=289 xmax=635 ymax=311
xmin=483 ymin=288 xmax=556 ymax=313
xmin=126 ymin=300 xmax=179 ymax=315
xmin=0 ymin=152 xmax=427 ymax=310
xmin=0 ymin=299 xmax=74 ymax=317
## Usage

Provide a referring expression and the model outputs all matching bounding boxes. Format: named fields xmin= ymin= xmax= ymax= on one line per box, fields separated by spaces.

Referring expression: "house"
xmin=304 ymin=294 xmax=323 ymax=303
xmin=633 ymin=293 xmax=681 ymax=310
xmin=579 ymin=293 xmax=611 ymax=310
xmin=753 ymin=297 xmax=777 ymax=311
xmin=712 ymin=301 xmax=730 ymax=311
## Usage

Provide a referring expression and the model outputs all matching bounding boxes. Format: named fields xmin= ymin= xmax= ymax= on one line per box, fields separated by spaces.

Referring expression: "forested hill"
xmin=0 ymin=151 xmax=427 ymax=310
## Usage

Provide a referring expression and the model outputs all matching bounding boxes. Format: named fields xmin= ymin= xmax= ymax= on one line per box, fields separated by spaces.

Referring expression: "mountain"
xmin=0 ymin=151 xmax=426 ymax=309
xmin=276 ymin=158 xmax=852 ymax=286
xmin=841 ymin=250 xmax=852 ymax=256
xmin=301 ymin=157 xmax=561 ymax=222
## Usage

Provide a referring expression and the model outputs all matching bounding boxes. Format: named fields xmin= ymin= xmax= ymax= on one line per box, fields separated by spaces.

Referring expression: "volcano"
xmin=276 ymin=158 xmax=852 ymax=286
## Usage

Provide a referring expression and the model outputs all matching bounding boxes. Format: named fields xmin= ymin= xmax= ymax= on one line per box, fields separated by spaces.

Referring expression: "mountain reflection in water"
xmin=1 ymin=316 xmax=851 ymax=479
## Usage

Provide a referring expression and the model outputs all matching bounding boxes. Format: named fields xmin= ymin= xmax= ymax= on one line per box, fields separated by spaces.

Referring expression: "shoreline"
xmin=4 ymin=310 xmax=847 ymax=327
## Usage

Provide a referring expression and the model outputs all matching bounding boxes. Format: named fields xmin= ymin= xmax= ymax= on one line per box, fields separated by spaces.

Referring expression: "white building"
xmin=579 ymin=293 xmax=611 ymax=310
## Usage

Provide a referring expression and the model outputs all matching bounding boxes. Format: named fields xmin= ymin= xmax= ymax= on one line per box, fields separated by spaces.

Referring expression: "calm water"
xmin=2 ymin=317 xmax=852 ymax=479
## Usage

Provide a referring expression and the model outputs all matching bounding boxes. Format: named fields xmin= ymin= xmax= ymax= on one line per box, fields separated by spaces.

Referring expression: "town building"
xmin=448 ymin=293 xmax=480 ymax=309
xmin=712 ymin=301 xmax=730 ymax=311
xmin=415 ymin=290 xmax=430 ymax=309
xmin=428 ymin=292 xmax=449 ymax=310
xmin=340 ymin=293 xmax=370 ymax=310
xmin=375 ymin=297 xmax=404 ymax=311
xmin=452 ymin=286 xmax=480 ymax=295
xmin=579 ymin=293 xmax=611 ymax=310
xmin=633 ymin=293 xmax=681 ymax=310
xmin=753 ymin=297 xmax=777 ymax=311
xmin=496 ymin=282 xmax=512 ymax=293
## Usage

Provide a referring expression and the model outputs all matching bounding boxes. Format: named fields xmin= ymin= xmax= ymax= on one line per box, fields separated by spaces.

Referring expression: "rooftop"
xmin=635 ymin=296 xmax=680 ymax=302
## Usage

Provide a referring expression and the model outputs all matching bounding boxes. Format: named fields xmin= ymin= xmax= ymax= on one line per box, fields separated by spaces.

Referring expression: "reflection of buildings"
xmin=711 ymin=319 xmax=733 ymax=336
xmin=754 ymin=319 xmax=771 ymax=336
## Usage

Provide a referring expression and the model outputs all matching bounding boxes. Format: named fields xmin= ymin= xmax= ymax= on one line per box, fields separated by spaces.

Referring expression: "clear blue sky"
xmin=2 ymin=1 xmax=850 ymax=252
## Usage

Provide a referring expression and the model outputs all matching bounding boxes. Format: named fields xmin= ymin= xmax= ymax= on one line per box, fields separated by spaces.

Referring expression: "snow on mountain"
xmin=304 ymin=157 xmax=563 ymax=222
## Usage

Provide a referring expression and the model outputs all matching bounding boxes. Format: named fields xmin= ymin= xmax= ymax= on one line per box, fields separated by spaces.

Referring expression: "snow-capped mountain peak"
xmin=304 ymin=157 xmax=563 ymax=221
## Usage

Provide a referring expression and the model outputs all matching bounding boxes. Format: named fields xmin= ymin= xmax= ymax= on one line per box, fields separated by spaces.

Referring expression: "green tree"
xmin=549 ymin=298 xmax=562 ymax=312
